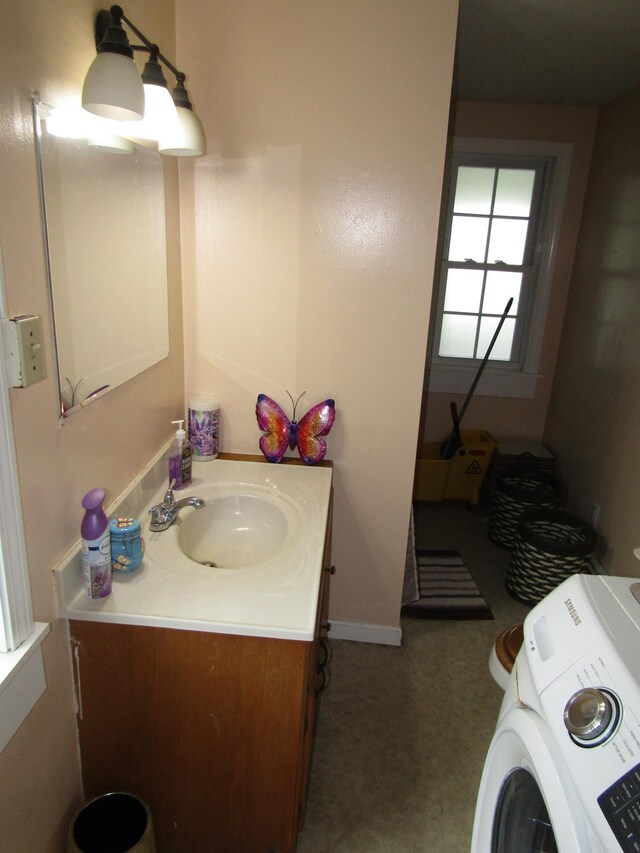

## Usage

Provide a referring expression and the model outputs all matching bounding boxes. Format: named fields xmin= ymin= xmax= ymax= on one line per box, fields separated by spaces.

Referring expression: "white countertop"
xmin=54 ymin=446 xmax=333 ymax=642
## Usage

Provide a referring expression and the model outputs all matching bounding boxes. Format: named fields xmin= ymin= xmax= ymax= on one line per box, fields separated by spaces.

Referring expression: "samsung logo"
xmin=565 ymin=598 xmax=582 ymax=626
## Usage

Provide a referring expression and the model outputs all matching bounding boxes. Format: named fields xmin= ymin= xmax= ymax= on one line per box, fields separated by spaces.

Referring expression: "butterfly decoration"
xmin=256 ymin=392 xmax=336 ymax=464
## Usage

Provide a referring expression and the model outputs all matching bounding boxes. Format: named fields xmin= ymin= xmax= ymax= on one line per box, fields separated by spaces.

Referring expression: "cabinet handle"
xmin=316 ymin=665 xmax=328 ymax=696
xmin=326 ymin=565 xmax=336 ymax=574
xmin=322 ymin=622 xmax=331 ymax=632
xmin=317 ymin=637 xmax=329 ymax=669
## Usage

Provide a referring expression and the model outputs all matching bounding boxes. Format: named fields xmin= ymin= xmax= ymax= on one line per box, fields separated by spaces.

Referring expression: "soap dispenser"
xmin=169 ymin=419 xmax=192 ymax=489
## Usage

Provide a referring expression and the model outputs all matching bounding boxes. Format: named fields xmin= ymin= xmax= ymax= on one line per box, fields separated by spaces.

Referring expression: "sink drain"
xmin=200 ymin=560 xmax=218 ymax=567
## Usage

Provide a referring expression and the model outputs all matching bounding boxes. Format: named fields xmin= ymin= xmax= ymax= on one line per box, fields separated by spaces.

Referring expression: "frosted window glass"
xmin=488 ymin=218 xmax=528 ymax=264
xmin=448 ymin=215 xmax=489 ymax=262
xmin=477 ymin=316 xmax=515 ymax=361
xmin=483 ymin=271 xmax=521 ymax=315
xmin=494 ymin=169 xmax=535 ymax=217
xmin=439 ymin=314 xmax=478 ymax=358
xmin=453 ymin=167 xmax=495 ymax=215
xmin=444 ymin=269 xmax=484 ymax=313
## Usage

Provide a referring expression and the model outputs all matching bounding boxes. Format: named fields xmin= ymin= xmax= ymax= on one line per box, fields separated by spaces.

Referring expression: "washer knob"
xmin=563 ymin=688 xmax=614 ymax=742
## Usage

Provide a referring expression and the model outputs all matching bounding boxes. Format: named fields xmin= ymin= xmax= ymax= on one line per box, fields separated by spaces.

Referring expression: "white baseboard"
xmin=328 ymin=620 xmax=402 ymax=646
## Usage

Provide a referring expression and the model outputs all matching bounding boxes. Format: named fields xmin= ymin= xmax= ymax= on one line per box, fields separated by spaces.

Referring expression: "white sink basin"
xmin=177 ymin=495 xmax=288 ymax=568
xmin=142 ymin=459 xmax=327 ymax=580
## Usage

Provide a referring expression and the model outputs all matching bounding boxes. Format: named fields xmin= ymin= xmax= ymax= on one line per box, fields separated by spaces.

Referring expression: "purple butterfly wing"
xmin=256 ymin=394 xmax=291 ymax=463
xmin=296 ymin=399 xmax=336 ymax=464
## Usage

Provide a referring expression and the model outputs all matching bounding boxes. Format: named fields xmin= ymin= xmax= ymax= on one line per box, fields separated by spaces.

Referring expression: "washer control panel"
xmin=522 ymin=574 xmax=640 ymax=851
xmin=598 ymin=762 xmax=640 ymax=852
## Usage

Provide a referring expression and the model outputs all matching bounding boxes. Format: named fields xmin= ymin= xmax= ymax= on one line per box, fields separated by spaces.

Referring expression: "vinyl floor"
xmin=296 ymin=500 xmax=530 ymax=853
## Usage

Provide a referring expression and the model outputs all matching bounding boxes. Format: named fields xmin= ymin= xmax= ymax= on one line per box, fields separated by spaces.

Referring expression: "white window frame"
xmin=429 ymin=138 xmax=573 ymax=399
xmin=0 ymin=244 xmax=49 ymax=752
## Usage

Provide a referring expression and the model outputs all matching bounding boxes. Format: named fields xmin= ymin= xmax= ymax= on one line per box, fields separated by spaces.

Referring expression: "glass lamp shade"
xmin=87 ymin=132 xmax=136 ymax=155
xmin=82 ymin=52 xmax=145 ymax=122
xmin=141 ymin=82 xmax=178 ymax=139
xmin=158 ymin=106 xmax=206 ymax=157
xmin=118 ymin=82 xmax=178 ymax=142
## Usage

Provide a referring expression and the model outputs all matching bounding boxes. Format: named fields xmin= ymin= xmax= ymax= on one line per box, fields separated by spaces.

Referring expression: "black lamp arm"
xmin=98 ymin=5 xmax=186 ymax=84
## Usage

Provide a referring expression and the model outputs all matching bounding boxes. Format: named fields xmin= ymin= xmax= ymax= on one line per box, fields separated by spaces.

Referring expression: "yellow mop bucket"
xmin=414 ymin=430 xmax=496 ymax=505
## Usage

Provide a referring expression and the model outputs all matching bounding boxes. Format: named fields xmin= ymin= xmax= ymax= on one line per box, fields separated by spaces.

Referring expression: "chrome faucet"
xmin=148 ymin=480 xmax=205 ymax=532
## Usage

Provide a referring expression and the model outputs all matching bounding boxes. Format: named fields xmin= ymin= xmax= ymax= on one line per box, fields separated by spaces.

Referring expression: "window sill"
xmin=0 ymin=622 xmax=50 ymax=753
xmin=428 ymin=364 xmax=540 ymax=398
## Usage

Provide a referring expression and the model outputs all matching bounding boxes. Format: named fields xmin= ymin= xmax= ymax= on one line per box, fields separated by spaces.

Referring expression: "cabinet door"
xmin=71 ymin=621 xmax=309 ymax=853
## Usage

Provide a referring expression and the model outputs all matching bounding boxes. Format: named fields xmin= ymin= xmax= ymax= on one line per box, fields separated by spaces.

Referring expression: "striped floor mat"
xmin=402 ymin=550 xmax=493 ymax=620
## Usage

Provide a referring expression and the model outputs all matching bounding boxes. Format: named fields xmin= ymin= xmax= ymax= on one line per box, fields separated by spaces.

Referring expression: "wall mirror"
xmin=32 ymin=97 xmax=170 ymax=419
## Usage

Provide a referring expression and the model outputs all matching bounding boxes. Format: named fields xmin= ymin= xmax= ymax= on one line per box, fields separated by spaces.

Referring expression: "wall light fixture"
xmin=82 ymin=5 xmax=205 ymax=157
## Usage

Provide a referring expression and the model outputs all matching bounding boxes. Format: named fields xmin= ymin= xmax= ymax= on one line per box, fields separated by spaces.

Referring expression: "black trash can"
xmin=67 ymin=792 xmax=156 ymax=853
xmin=488 ymin=467 xmax=562 ymax=549
xmin=506 ymin=507 xmax=596 ymax=606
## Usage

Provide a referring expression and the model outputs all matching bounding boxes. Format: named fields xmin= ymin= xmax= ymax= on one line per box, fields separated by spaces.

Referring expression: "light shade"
xmin=112 ymin=88 xmax=179 ymax=144
xmin=158 ymin=80 xmax=206 ymax=157
xmin=82 ymin=51 xmax=145 ymax=122
xmin=117 ymin=53 xmax=178 ymax=141
xmin=87 ymin=132 xmax=136 ymax=155
xmin=158 ymin=106 xmax=206 ymax=157
xmin=117 ymin=82 xmax=177 ymax=142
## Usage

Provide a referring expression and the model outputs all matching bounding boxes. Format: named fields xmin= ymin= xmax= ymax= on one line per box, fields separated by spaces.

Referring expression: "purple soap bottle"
xmin=169 ymin=419 xmax=192 ymax=489
xmin=81 ymin=488 xmax=112 ymax=599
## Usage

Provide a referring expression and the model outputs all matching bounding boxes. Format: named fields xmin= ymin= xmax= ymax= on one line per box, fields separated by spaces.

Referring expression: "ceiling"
xmin=454 ymin=0 xmax=640 ymax=105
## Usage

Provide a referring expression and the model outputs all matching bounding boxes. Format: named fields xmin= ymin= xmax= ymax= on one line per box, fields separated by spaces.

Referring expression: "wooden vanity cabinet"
xmin=70 ymin=497 xmax=332 ymax=853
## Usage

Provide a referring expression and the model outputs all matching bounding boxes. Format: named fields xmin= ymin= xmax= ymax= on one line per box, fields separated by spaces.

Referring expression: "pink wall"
xmin=545 ymin=88 xmax=640 ymax=576
xmin=177 ymin=0 xmax=459 ymax=631
xmin=0 ymin=1 xmax=184 ymax=848
xmin=0 ymin=1 xmax=459 ymax=846
xmin=422 ymin=101 xmax=597 ymax=444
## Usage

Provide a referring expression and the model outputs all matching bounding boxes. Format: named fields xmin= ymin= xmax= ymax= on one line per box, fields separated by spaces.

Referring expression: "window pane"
xmin=494 ymin=169 xmax=535 ymax=217
xmin=487 ymin=218 xmax=528 ymax=264
xmin=477 ymin=316 xmax=515 ymax=361
xmin=439 ymin=314 xmax=477 ymax=358
xmin=454 ymin=167 xmax=495 ymax=215
xmin=448 ymin=215 xmax=489 ymax=262
xmin=483 ymin=271 xmax=521 ymax=315
xmin=444 ymin=268 xmax=484 ymax=313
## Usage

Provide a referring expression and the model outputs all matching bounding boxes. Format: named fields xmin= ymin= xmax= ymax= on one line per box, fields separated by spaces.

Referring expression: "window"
xmin=430 ymin=138 xmax=572 ymax=398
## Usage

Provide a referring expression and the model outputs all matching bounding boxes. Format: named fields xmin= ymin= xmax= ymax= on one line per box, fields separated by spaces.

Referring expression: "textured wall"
xmin=0 ymin=1 xmax=183 ymax=848
xmin=545 ymin=88 xmax=640 ymax=576
xmin=177 ymin=0 xmax=459 ymax=629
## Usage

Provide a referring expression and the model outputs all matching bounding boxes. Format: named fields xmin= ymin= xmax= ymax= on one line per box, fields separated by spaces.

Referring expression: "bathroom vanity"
xmin=56 ymin=450 xmax=333 ymax=852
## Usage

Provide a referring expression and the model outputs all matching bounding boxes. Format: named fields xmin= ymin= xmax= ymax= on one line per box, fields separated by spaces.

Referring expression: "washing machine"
xmin=471 ymin=573 xmax=640 ymax=852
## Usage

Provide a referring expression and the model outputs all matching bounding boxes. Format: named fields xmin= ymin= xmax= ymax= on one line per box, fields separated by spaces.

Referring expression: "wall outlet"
xmin=591 ymin=502 xmax=601 ymax=529
xmin=2 ymin=315 xmax=46 ymax=387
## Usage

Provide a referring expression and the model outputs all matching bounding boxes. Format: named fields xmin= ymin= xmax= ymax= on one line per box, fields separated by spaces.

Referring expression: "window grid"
xmin=435 ymin=154 xmax=548 ymax=367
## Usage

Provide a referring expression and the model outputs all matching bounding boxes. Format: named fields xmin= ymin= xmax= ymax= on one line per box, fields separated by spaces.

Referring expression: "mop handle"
xmin=457 ymin=297 xmax=513 ymax=424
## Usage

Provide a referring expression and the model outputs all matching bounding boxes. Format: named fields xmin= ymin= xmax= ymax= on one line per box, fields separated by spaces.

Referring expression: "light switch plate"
xmin=2 ymin=315 xmax=46 ymax=387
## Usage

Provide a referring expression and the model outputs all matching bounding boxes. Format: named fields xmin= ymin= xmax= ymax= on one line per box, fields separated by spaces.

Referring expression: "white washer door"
xmin=471 ymin=705 xmax=604 ymax=852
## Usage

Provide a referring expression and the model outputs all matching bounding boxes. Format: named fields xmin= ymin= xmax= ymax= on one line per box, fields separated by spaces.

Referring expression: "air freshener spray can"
xmin=81 ymin=488 xmax=112 ymax=599
xmin=188 ymin=395 xmax=220 ymax=461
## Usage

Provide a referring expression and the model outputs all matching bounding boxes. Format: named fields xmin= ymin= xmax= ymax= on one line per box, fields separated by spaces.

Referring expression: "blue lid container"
xmin=109 ymin=517 xmax=144 ymax=573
